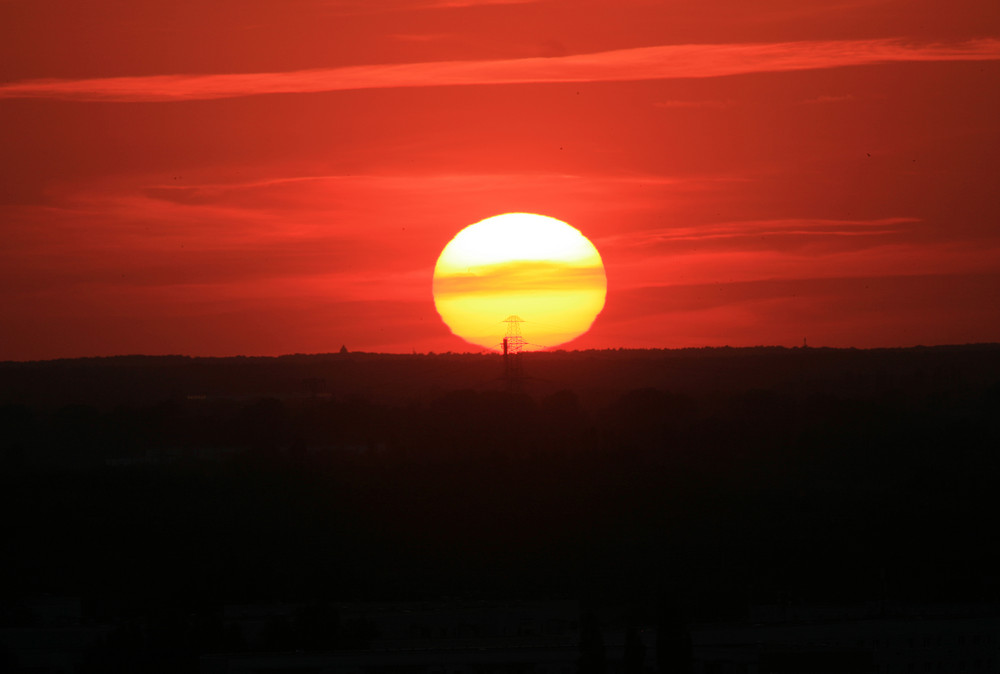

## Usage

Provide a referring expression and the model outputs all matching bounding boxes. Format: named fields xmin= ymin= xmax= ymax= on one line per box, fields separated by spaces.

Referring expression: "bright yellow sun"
xmin=433 ymin=213 xmax=607 ymax=351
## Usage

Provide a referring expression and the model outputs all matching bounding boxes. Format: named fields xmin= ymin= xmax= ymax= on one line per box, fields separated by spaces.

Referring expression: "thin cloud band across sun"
xmin=433 ymin=213 xmax=607 ymax=351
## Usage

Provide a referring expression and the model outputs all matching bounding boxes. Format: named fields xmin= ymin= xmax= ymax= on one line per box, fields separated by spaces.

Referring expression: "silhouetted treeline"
xmin=1 ymin=346 xmax=999 ymax=668
xmin=3 ymin=344 xmax=997 ymax=409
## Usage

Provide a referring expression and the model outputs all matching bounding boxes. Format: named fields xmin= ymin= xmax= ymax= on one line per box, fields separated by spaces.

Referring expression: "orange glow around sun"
xmin=433 ymin=213 xmax=607 ymax=351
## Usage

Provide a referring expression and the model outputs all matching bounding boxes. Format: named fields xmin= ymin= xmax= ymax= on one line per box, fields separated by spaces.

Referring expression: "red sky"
xmin=2 ymin=0 xmax=999 ymax=359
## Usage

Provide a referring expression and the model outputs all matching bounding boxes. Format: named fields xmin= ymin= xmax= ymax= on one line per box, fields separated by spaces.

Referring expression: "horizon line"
xmin=5 ymin=341 xmax=1000 ymax=364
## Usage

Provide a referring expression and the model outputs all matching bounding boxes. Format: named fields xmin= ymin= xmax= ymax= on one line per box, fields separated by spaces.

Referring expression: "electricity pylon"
xmin=502 ymin=315 xmax=526 ymax=393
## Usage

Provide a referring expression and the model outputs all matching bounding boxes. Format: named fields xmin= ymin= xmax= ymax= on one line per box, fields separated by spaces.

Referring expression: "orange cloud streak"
xmin=434 ymin=261 xmax=607 ymax=295
xmin=2 ymin=38 xmax=998 ymax=102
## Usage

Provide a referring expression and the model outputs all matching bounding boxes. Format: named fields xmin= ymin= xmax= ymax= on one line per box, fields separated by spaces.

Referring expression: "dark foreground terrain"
xmin=2 ymin=345 xmax=999 ymax=672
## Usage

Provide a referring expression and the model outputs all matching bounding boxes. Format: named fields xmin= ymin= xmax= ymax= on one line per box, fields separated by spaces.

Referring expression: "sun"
xmin=433 ymin=213 xmax=607 ymax=351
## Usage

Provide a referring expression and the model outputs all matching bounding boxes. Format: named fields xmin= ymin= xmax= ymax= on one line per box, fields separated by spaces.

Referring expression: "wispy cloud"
xmin=0 ymin=170 xmax=650 ymax=298
xmin=799 ymin=94 xmax=859 ymax=105
xmin=434 ymin=261 xmax=606 ymax=296
xmin=390 ymin=32 xmax=456 ymax=42
xmin=586 ymin=271 xmax=1000 ymax=350
xmin=2 ymin=38 xmax=998 ymax=102
xmin=416 ymin=0 xmax=540 ymax=7
xmin=653 ymin=99 xmax=735 ymax=109
xmin=598 ymin=217 xmax=921 ymax=248
xmin=326 ymin=0 xmax=541 ymax=13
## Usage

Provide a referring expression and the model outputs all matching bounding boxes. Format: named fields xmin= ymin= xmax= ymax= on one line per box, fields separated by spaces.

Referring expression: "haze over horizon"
xmin=2 ymin=0 xmax=999 ymax=360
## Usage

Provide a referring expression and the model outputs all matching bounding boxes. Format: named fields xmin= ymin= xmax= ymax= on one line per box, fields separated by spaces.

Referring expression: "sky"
xmin=2 ymin=0 xmax=999 ymax=359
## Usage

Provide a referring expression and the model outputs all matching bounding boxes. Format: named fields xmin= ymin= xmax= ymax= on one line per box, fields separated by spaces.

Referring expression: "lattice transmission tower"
xmin=502 ymin=315 xmax=526 ymax=393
